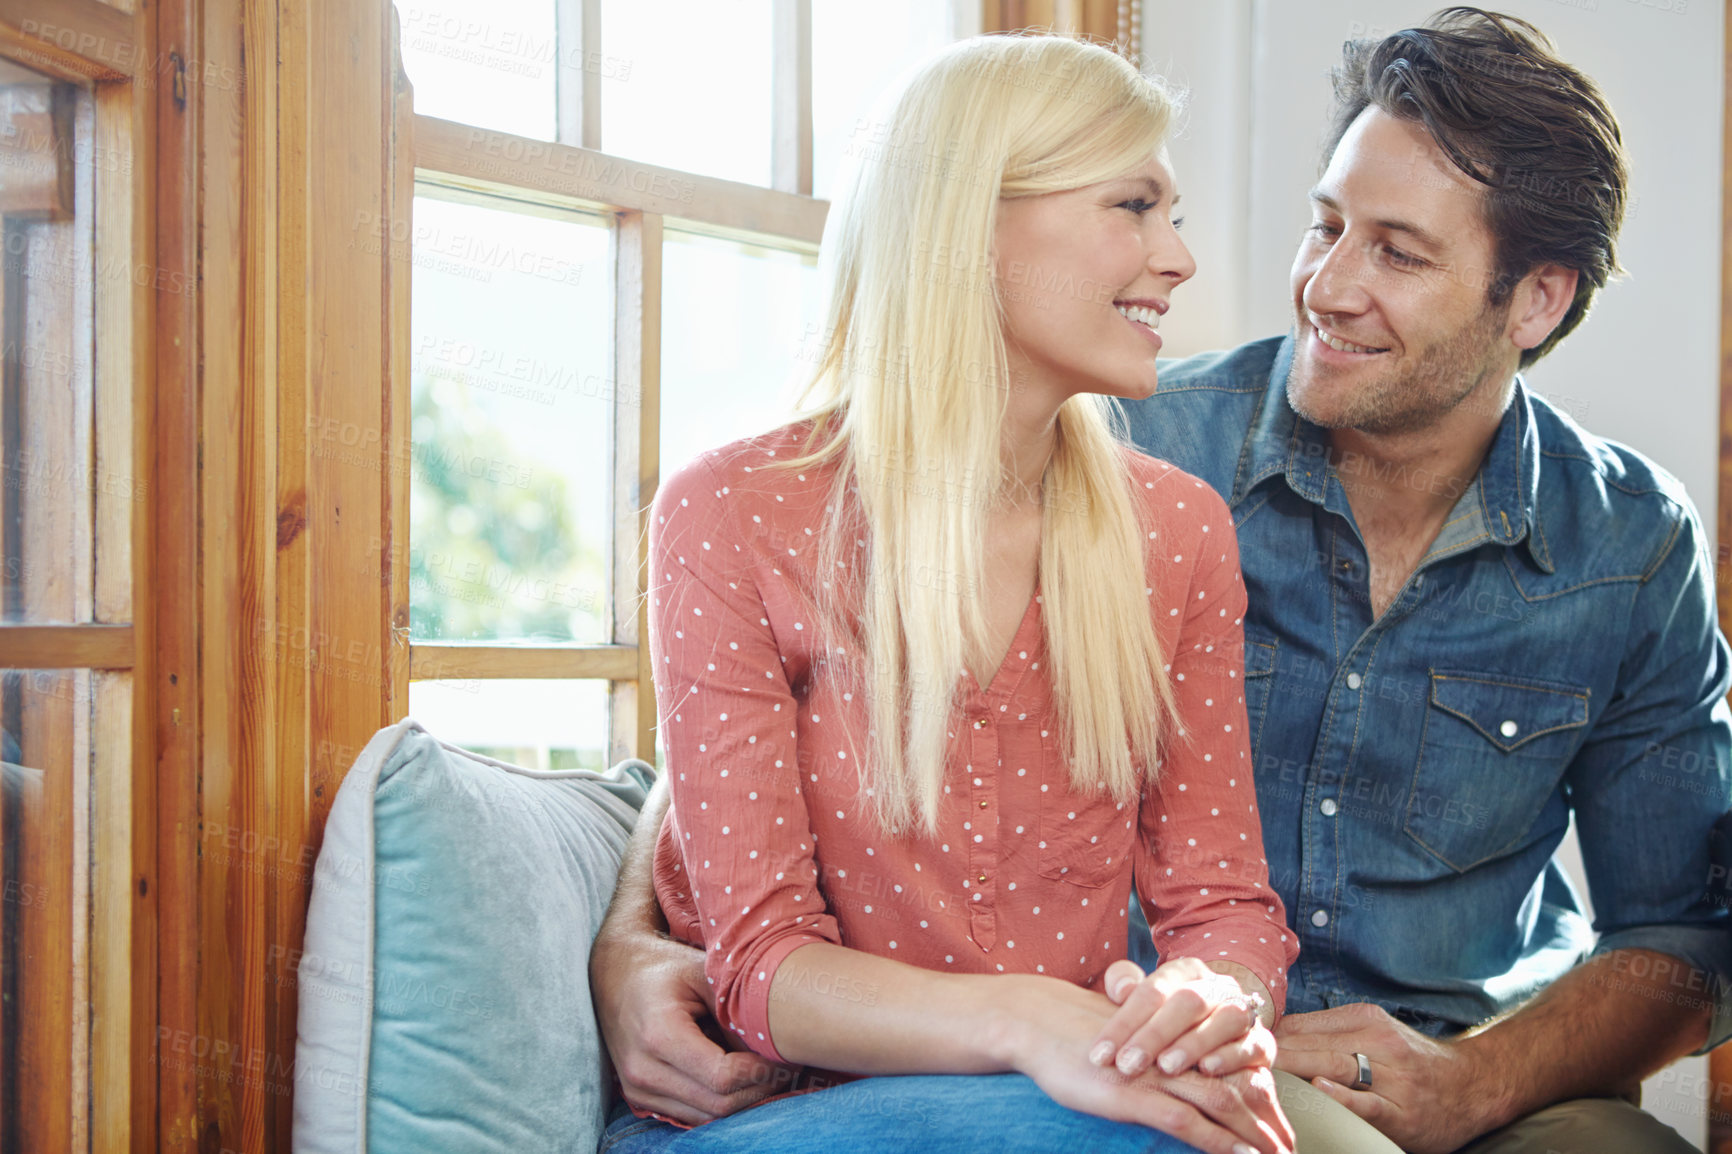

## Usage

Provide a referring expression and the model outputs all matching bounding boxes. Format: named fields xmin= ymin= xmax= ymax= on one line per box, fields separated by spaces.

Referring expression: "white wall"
xmin=1147 ymin=0 xmax=1722 ymax=525
xmin=1141 ymin=2 xmax=1724 ymax=1146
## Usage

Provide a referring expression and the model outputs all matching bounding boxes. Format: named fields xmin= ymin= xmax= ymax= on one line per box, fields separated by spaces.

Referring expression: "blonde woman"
xmin=597 ymin=35 xmax=1296 ymax=1154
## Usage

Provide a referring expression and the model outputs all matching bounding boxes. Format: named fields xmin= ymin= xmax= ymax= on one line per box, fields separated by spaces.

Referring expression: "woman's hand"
xmin=1090 ymin=957 xmax=1276 ymax=1079
xmin=1002 ymin=974 xmax=1294 ymax=1154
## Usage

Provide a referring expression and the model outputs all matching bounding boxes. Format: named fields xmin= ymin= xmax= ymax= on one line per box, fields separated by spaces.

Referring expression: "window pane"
xmin=812 ymin=4 xmax=955 ymax=199
xmin=394 ymin=0 xmax=558 ymax=140
xmin=659 ymin=227 xmax=822 ymax=476
xmin=600 ymin=0 xmax=771 ymax=185
xmin=408 ymin=193 xmax=613 ymax=643
xmin=2 ymin=71 xmax=95 ymax=624
xmin=408 ymin=678 xmax=609 ymax=770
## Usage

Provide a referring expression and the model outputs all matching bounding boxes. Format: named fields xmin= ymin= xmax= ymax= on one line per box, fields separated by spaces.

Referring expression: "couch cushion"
xmin=292 ymin=719 xmax=652 ymax=1154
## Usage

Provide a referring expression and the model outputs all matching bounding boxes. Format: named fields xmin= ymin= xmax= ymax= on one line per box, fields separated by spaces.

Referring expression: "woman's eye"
xmin=1119 ymin=198 xmax=1156 ymax=214
xmin=1171 ymin=216 xmax=1185 ymax=232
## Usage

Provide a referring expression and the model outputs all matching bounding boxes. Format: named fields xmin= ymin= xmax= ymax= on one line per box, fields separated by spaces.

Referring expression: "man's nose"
xmin=1302 ymin=238 xmax=1371 ymax=319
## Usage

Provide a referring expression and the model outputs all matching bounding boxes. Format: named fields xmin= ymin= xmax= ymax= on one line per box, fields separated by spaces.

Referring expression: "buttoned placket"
xmin=962 ymin=699 xmax=1000 ymax=950
xmin=1298 ymin=500 xmax=1435 ymax=980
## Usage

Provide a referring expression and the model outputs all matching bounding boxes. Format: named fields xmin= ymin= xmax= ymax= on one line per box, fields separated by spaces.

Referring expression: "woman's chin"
xmin=1098 ymin=374 xmax=1161 ymax=403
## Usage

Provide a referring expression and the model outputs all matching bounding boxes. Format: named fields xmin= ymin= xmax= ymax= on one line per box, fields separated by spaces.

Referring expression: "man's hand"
xmin=1274 ymin=1003 xmax=1507 ymax=1154
xmin=589 ymin=930 xmax=786 ymax=1126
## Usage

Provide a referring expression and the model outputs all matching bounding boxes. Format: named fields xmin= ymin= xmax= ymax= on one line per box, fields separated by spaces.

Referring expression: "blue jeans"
xmin=597 ymin=1073 xmax=1203 ymax=1154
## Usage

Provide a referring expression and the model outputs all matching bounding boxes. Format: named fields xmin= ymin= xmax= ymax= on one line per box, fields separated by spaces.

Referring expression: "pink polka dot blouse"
xmin=649 ymin=425 xmax=1298 ymax=1064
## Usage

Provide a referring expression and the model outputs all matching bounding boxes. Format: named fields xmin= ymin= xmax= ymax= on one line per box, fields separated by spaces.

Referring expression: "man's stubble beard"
xmin=1286 ymin=298 xmax=1511 ymax=436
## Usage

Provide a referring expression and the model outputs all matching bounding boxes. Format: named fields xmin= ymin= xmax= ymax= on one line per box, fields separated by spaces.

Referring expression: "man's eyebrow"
xmin=1308 ymin=188 xmax=1446 ymax=251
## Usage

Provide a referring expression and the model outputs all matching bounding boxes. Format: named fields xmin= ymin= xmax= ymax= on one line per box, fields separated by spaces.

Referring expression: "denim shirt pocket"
xmin=1241 ymin=628 xmax=1279 ymax=756
xmin=1406 ymin=671 xmax=1589 ymax=873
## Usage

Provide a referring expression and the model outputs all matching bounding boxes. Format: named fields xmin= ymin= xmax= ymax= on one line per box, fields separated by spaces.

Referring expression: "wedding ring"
xmin=1351 ymin=1051 xmax=1373 ymax=1091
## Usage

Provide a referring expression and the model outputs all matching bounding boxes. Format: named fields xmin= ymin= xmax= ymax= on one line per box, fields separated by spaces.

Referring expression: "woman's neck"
xmin=999 ymin=389 xmax=1061 ymax=504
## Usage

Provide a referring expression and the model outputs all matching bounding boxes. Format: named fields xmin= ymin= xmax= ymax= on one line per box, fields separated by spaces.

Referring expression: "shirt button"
xmin=1500 ymin=719 xmax=1519 ymax=738
xmin=978 ymin=874 xmax=987 ymax=883
xmin=1320 ymin=798 xmax=1338 ymax=817
xmin=1311 ymin=909 xmax=1330 ymax=928
xmin=1346 ymin=672 xmax=1363 ymax=691
xmin=973 ymin=718 xmax=988 ymax=729
xmin=979 ymin=800 xmax=988 ymax=809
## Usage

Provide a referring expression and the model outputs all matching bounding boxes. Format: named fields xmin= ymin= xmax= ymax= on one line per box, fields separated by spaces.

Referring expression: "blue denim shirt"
xmin=1122 ymin=335 xmax=1732 ymax=1047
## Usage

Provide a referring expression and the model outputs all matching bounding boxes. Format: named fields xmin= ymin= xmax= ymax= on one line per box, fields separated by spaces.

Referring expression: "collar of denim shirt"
xmin=1227 ymin=335 xmax=1554 ymax=575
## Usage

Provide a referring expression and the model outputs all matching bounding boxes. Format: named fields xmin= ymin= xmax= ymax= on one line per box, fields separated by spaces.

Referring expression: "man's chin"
xmin=1285 ymin=370 xmax=1363 ymax=431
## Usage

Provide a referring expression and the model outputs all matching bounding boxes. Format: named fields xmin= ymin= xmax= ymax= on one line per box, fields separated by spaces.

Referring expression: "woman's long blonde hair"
xmin=789 ymin=34 xmax=1181 ymax=834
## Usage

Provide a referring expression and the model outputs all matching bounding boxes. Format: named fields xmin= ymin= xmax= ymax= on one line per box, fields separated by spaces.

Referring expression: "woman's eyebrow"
xmin=1112 ymin=176 xmax=1175 ymax=205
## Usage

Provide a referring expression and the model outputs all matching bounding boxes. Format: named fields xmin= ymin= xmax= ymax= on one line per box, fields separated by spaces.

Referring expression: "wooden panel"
xmin=0 ymin=0 xmax=135 ymax=79
xmin=982 ymin=0 xmax=1133 ymax=47
xmin=414 ymin=114 xmax=829 ymax=246
xmin=151 ymin=0 xmax=200 ymax=1141
xmin=176 ymin=0 xmax=407 ymax=1148
xmin=305 ymin=0 xmax=396 ymax=797
xmin=103 ymin=39 xmax=150 ymax=1143
xmin=983 ymin=0 xmax=1051 ymax=33
xmin=92 ymin=78 xmax=138 ymax=628
xmin=6 ymin=668 xmax=78 ymax=1154
xmin=193 ymin=0 xmax=257 ymax=1145
xmin=0 ymin=625 xmax=132 ymax=669
xmin=386 ymin=15 xmax=414 ymax=724
xmin=411 ymin=643 xmax=637 ymax=682
xmin=1720 ymin=0 xmax=1732 ymax=639
xmin=609 ymin=211 xmax=661 ymax=765
xmin=1709 ymin=3 xmax=1732 ymax=1150
xmin=249 ymin=0 xmax=294 ymax=1148
xmin=85 ymin=52 xmax=152 ymax=1144
xmin=770 ymin=0 xmax=811 ymax=196
xmin=68 ymin=666 xmax=90 ymax=1154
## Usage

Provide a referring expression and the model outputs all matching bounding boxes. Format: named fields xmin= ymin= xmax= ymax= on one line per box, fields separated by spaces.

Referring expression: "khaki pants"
xmin=1276 ymin=1071 xmax=1698 ymax=1154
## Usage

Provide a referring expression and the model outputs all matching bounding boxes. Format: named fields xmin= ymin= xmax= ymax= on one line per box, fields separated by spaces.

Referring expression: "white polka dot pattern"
xmin=645 ymin=430 xmax=1297 ymax=1066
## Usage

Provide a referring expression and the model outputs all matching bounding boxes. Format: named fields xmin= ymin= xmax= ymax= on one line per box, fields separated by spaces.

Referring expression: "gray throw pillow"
xmin=292 ymin=719 xmax=652 ymax=1153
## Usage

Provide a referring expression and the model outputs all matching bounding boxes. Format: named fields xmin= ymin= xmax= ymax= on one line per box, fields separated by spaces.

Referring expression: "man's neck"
xmin=1328 ymin=379 xmax=1514 ymax=536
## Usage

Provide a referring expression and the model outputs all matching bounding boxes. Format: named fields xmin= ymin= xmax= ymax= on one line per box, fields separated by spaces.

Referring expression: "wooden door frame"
xmin=1713 ymin=2 xmax=1732 ymax=1150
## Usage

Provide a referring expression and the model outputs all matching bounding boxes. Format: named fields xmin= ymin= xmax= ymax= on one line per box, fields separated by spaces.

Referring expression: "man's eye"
xmin=1384 ymin=246 xmax=1425 ymax=269
xmin=1306 ymin=222 xmax=1339 ymax=240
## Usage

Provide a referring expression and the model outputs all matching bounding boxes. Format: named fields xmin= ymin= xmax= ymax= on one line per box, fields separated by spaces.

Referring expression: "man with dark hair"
xmin=590 ymin=9 xmax=1730 ymax=1152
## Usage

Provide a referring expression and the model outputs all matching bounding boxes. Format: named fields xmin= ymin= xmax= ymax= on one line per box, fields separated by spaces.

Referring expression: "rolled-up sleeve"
xmin=1136 ymin=483 xmax=1300 ymax=1016
xmin=1568 ymin=505 xmax=1732 ymax=1051
xmin=648 ymin=455 xmax=838 ymax=1062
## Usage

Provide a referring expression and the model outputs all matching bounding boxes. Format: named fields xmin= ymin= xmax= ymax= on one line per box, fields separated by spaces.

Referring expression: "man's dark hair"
xmin=1326 ymin=7 xmax=1628 ymax=368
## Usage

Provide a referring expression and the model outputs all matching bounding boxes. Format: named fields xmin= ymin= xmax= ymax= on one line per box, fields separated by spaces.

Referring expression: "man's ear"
xmin=1508 ymin=264 xmax=1579 ymax=353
